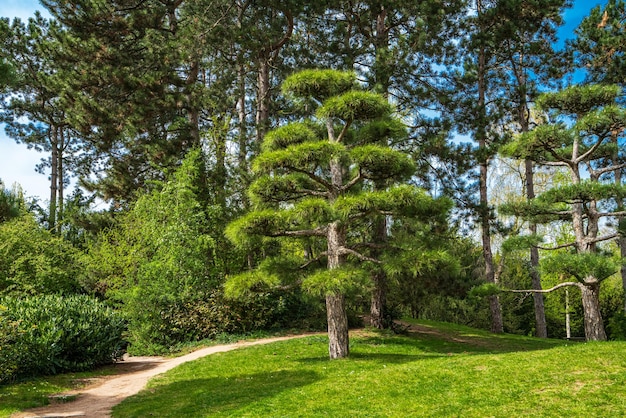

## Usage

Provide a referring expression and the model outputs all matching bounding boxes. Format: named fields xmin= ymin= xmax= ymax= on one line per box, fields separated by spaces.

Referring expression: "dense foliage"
xmin=0 ymin=294 xmax=125 ymax=383
xmin=0 ymin=0 xmax=625 ymax=370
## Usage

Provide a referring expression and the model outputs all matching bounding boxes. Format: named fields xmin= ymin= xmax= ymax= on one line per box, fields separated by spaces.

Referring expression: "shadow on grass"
xmin=297 ymin=352 xmax=440 ymax=365
xmin=355 ymin=328 xmax=571 ymax=356
xmin=112 ymin=369 xmax=319 ymax=417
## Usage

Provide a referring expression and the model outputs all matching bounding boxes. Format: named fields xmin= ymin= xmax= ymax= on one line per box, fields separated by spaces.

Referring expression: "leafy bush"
xmin=0 ymin=294 xmax=126 ymax=383
xmin=0 ymin=215 xmax=82 ymax=296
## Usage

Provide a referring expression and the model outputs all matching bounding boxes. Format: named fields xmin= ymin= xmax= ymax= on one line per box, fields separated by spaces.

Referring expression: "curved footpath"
xmin=13 ymin=335 xmax=310 ymax=418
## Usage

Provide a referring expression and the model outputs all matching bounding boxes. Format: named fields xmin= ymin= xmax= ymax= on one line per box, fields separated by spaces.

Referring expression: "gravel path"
xmin=12 ymin=335 xmax=309 ymax=418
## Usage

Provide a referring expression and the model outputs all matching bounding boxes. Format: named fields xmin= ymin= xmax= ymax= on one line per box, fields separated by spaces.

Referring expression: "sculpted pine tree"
xmin=502 ymin=84 xmax=626 ymax=341
xmin=570 ymin=0 xmax=626 ymax=312
xmin=225 ymin=69 xmax=450 ymax=358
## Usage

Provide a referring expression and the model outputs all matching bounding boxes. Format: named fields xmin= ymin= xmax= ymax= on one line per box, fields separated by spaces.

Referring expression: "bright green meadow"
xmin=113 ymin=320 xmax=626 ymax=417
xmin=4 ymin=320 xmax=626 ymax=417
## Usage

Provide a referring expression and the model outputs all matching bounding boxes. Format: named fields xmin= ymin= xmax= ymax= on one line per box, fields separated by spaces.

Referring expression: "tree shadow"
xmin=113 ymin=369 xmax=319 ymax=417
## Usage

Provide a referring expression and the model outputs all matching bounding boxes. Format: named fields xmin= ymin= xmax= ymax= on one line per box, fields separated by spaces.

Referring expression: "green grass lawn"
xmin=112 ymin=320 xmax=626 ymax=417
xmin=5 ymin=320 xmax=626 ymax=417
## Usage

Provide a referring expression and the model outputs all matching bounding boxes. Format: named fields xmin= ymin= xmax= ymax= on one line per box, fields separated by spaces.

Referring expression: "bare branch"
xmin=598 ymin=211 xmax=626 ymax=218
xmin=338 ymin=246 xmax=381 ymax=264
xmin=593 ymin=162 xmax=626 ymax=177
xmin=289 ymin=167 xmax=333 ymax=191
xmin=341 ymin=170 xmax=362 ymax=192
xmin=271 ymin=227 xmax=327 ymax=238
xmin=336 ymin=120 xmax=352 ymax=143
xmin=576 ymin=136 xmax=608 ymax=164
xmin=504 ymin=282 xmax=581 ymax=294
xmin=536 ymin=242 xmax=576 ymax=251
xmin=300 ymin=252 xmax=328 ymax=269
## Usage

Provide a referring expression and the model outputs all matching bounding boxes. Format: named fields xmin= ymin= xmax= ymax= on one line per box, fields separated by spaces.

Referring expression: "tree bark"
xmin=526 ymin=159 xmax=547 ymax=338
xmin=476 ymin=1 xmax=503 ymax=332
xmin=326 ymin=292 xmax=349 ymax=359
xmin=370 ymin=262 xmax=386 ymax=329
xmin=369 ymin=6 xmax=390 ymax=329
xmin=49 ymin=125 xmax=58 ymax=232
xmin=327 ymin=221 xmax=349 ymax=358
xmin=57 ymin=126 xmax=65 ymax=235
xmin=580 ymin=281 xmax=607 ymax=341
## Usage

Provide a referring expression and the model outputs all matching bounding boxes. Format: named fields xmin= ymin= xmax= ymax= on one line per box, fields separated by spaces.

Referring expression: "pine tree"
xmin=225 ymin=69 xmax=450 ymax=358
xmin=570 ymin=0 xmax=626 ymax=312
xmin=487 ymin=0 xmax=570 ymax=338
xmin=501 ymin=84 xmax=626 ymax=341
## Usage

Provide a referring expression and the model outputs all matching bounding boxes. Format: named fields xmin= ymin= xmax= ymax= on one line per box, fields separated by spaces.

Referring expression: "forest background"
xmin=0 ymin=0 xmax=625 ymax=375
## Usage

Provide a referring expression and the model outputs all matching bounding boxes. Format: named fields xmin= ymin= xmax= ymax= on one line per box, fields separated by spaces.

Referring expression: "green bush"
xmin=0 ymin=215 xmax=82 ymax=296
xmin=0 ymin=294 xmax=126 ymax=383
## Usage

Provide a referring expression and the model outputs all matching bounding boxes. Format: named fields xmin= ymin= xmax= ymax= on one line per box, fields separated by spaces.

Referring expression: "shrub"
xmin=0 ymin=294 xmax=126 ymax=383
xmin=0 ymin=216 xmax=82 ymax=296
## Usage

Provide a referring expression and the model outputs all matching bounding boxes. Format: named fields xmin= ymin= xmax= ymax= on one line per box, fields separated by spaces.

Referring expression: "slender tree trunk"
xmin=370 ymin=271 xmax=386 ymax=329
xmin=255 ymin=56 xmax=271 ymax=146
xmin=369 ymin=6 xmax=390 ymax=329
xmin=186 ymin=59 xmax=201 ymax=148
xmin=580 ymin=281 xmax=607 ymax=341
xmin=476 ymin=1 xmax=503 ymax=333
xmin=525 ymin=158 xmax=547 ymax=338
xmin=57 ymin=126 xmax=65 ymax=235
xmin=237 ymin=62 xmax=248 ymax=177
xmin=49 ymin=125 xmax=58 ymax=232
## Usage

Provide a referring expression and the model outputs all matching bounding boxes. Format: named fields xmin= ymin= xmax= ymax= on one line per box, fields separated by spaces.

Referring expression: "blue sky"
xmin=0 ymin=0 xmax=611 ymax=201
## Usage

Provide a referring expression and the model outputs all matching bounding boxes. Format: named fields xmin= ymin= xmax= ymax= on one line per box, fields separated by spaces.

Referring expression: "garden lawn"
xmin=113 ymin=320 xmax=626 ymax=417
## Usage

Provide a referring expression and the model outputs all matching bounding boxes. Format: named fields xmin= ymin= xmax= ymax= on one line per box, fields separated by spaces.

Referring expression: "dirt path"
xmin=13 ymin=335 xmax=309 ymax=418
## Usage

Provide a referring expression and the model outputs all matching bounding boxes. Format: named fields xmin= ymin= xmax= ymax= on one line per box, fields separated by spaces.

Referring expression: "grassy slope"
xmin=112 ymin=320 xmax=626 ymax=417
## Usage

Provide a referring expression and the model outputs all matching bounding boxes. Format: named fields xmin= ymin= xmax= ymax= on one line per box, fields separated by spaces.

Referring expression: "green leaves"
xmin=282 ymin=69 xmax=356 ymax=102
xmin=317 ymin=91 xmax=394 ymax=122
xmin=536 ymin=84 xmax=622 ymax=115
xmin=262 ymin=122 xmax=319 ymax=152
xmin=302 ymin=266 xmax=369 ymax=296
xmin=350 ymin=145 xmax=415 ymax=181
xmin=541 ymin=252 xmax=619 ymax=283
xmin=253 ymin=141 xmax=346 ymax=174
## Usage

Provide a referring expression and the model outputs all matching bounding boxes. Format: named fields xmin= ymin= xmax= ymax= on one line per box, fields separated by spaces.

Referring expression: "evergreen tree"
xmin=225 ymin=69 xmax=450 ymax=358
xmin=570 ymin=0 xmax=626 ymax=312
xmin=488 ymin=0 xmax=570 ymax=338
xmin=501 ymin=84 xmax=626 ymax=341
xmin=1 ymin=15 xmax=82 ymax=232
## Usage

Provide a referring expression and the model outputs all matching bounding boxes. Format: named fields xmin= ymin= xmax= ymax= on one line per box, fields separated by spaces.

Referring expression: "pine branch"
xmin=271 ymin=227 xmax=328 ymax=238
xmin=504 ymin=282 xmax=581 ymax=294
xmin=289 ymin=167 xmax=333 ymax=190
xmin=338 ymin=246 xmax=381 ymax=264
xmin=341 ymin=170 xmax=363 ymax=192
xmin=593 ymin=162 xmax=626 ymax=178
xmin=536 ymin=242 xmax=576 ymax=251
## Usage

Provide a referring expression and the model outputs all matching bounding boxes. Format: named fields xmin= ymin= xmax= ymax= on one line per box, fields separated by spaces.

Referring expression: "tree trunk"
xmin=57 ymin=126 xmax=65 ymax=235
xmin=326 ymin=292 xmax=349 ymax=359
xmin=255 ymin=56 xmax=271 ymax=146
xmin=525 ymin=159 xmax=547 ymax=338
xmin=580 ymin=281 xmax=607 ymax=341
xmin=369 ymin=6 xmax=390 ymax=330
xmin=49 ymin=125 xmax=58 ymax=232
xmin=476 ymin=0 xmax=502 ymax=333
xmin=370 ymin=266 xmax=386 ymax=329
xmin=327 ymin=221 xmax=349 ymax=359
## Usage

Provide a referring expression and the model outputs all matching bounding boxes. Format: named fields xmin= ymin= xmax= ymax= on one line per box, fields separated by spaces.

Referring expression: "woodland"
xmin=0 ymin=0 xmax=625 ymax=381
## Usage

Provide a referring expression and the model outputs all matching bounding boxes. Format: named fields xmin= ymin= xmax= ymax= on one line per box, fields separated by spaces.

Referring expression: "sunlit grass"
xmin=0 ymin=367 xmax=119 ymax=417
xmin=113 ymin=320 xmax=626 ymax=417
